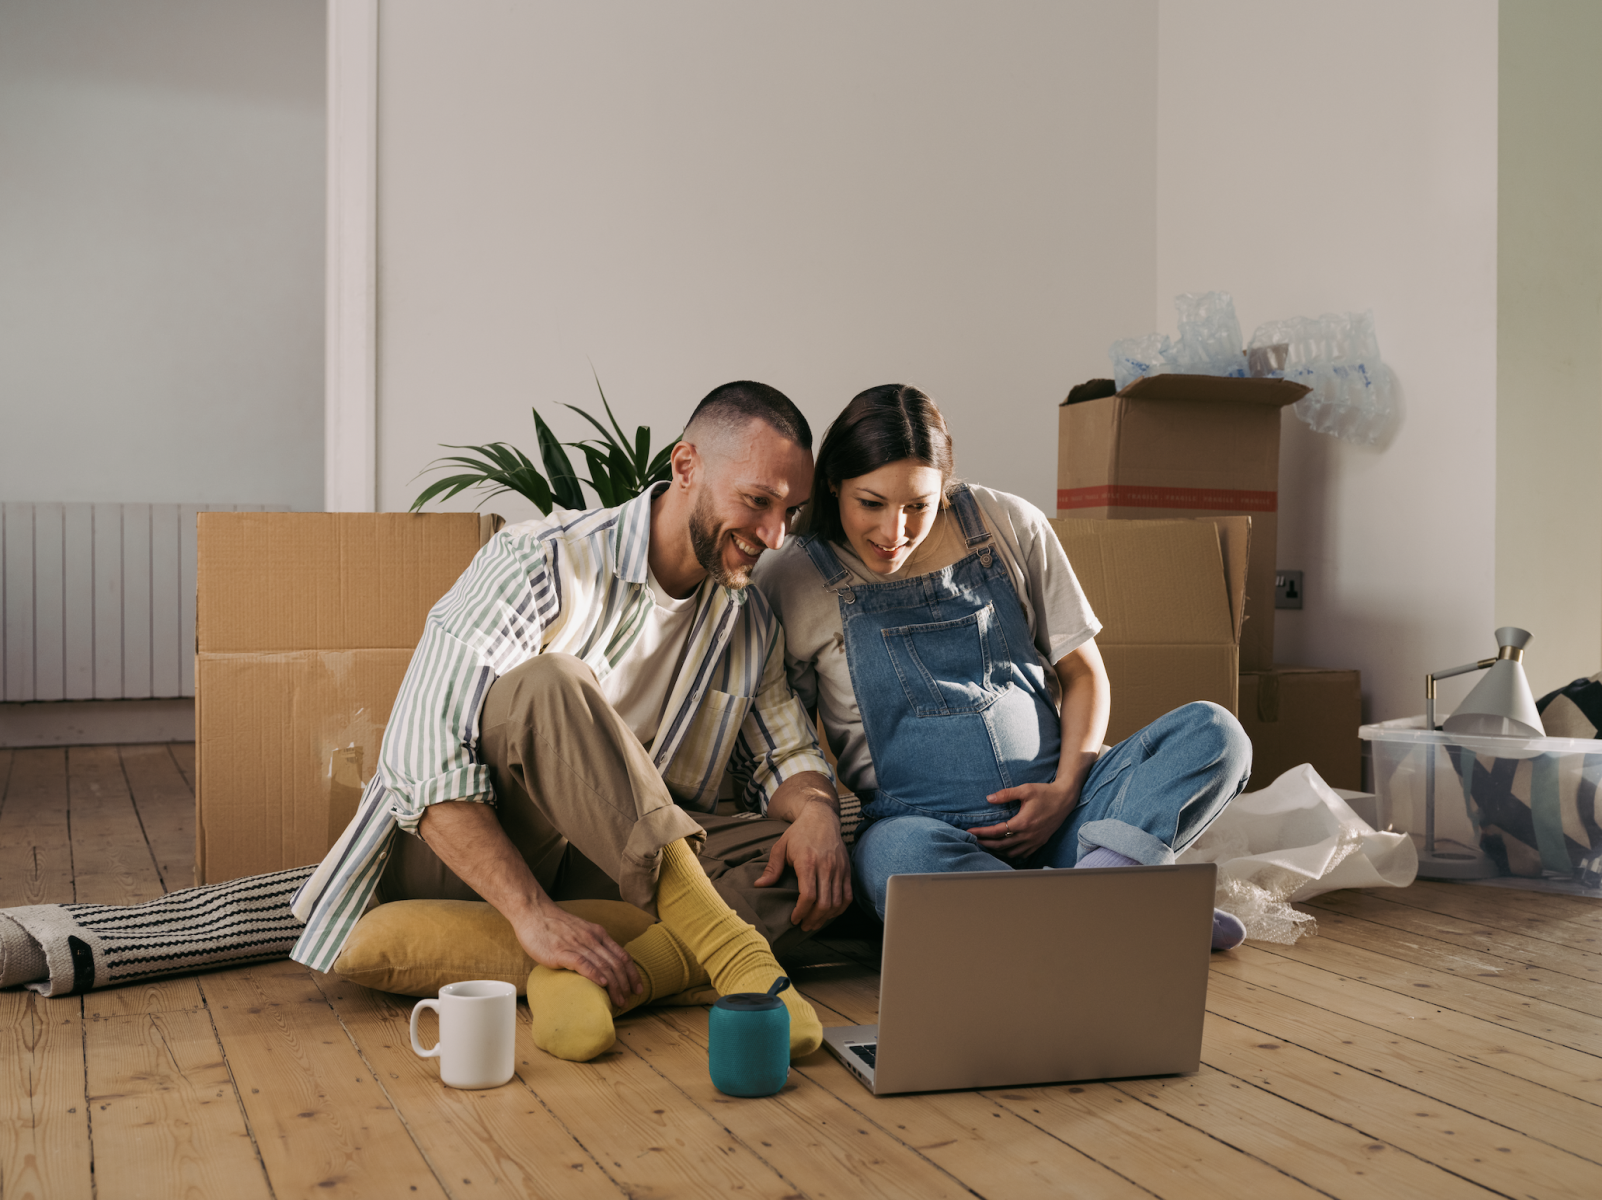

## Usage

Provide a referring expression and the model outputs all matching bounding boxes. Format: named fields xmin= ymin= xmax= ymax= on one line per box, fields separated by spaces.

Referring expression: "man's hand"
xmin=754 ymin=797 xmax=853 ymax=931
xmin=512 ymin=898 xmax=642 ymax=1009
xmin=418 ymin=800 xmax=640 ymax=1007
xmin=968 ymin=780 xmax=1077 ymax=860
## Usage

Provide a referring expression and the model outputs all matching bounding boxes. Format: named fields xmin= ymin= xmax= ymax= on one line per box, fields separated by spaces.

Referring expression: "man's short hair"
xmin=685 ymin=381 xmax=812 ymax=452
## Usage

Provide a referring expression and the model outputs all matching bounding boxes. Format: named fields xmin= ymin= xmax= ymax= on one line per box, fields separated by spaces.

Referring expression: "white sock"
xmin=1074 ymin=846 xmax=1245 ymax=950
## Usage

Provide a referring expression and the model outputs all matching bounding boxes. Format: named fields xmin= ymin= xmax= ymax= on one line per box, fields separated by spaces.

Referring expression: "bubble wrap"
xmin=1176 ymin=764 xmax=1418 ymax=946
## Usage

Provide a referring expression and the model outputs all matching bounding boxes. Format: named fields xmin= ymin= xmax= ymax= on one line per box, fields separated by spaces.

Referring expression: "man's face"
xmin=685 ymin=420 xmax=814 ymax=589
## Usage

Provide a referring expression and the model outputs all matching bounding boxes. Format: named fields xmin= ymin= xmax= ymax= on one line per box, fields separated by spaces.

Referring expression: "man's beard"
xmin=689 ymin=492 xmax=753 ymax=590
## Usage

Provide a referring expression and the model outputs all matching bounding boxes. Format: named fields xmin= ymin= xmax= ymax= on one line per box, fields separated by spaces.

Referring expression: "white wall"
xmin=1155 ymin=0 xmax=1501 ymax=722
xmin=375 ymin=0 xmax=1157 ymax=523
xmin=373 ymin=0 xmax=1539 ymax=727
xmin=0 ymin=0 xmax=325 ymax=510
xmin=1496 ymin=0 xmax=1602 ymax=698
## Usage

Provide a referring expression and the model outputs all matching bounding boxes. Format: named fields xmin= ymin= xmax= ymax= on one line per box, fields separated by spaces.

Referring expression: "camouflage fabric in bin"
xmin=1446 ymin=679 xmax=1602 ymax=878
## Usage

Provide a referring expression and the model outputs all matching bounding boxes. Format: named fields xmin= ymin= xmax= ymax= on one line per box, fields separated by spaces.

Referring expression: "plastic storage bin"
xmin=1359 ymin=716 xmax=1602 ymax=878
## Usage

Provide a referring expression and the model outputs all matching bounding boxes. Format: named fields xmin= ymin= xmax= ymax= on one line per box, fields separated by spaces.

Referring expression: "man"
xmin=290 ymin=381 xmax=849 ymax=1060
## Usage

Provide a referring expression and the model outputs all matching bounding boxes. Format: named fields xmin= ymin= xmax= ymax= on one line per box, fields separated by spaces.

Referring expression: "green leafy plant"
xmin=410 ymin=379 xmax=677 ymax=514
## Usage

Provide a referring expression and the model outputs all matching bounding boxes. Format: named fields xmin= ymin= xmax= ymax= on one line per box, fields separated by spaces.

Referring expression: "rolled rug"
xmin=0 ymin=866 xmax=312 ymax=996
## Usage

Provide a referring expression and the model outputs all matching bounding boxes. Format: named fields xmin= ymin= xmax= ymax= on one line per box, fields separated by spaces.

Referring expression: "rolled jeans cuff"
xmin=1076 ymin=819 xmax=1174 ymax=866
xmin=618 ymin=805 xmax=707 ymax=917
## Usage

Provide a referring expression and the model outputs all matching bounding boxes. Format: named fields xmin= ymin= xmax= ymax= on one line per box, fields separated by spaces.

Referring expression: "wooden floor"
xmin=3 ymin=746 xmax=1601 ymax=1199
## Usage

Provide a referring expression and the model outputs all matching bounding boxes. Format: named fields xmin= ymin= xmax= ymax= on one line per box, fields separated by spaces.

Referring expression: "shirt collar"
xmin=611 ymin=480 xmax=748 ymax=605
xmin=612 ymin=482 xmax=665 ymax=585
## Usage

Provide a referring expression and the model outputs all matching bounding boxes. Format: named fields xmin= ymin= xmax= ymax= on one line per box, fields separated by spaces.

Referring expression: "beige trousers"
xmin=378 ymin=653 xmax=820 ymax=957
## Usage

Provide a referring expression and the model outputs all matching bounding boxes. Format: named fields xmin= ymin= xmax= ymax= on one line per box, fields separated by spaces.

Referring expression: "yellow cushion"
xmin=334 ymin=898 xmax=656 ymax=997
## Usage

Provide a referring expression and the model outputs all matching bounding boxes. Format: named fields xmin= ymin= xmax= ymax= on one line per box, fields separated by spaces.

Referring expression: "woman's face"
xmin=833 ymin=460 xmax=945 ymax=575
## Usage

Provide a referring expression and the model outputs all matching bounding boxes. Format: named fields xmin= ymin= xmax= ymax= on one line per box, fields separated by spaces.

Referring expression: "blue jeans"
xmin=850 ymin=701 xmax=1252 ymax=919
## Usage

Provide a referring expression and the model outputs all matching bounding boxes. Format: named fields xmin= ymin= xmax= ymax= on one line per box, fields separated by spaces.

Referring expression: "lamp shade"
xmin=1442 ymin=627 xmax=1545 ymax=739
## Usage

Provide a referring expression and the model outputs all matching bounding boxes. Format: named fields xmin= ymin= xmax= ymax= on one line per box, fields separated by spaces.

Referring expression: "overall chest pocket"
xmin=880 ymin=603 xmax=1012 ymax=717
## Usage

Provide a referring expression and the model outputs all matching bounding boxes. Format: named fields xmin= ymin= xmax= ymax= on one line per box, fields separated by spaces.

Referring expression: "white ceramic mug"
xmin=410 ymin=980 xmax=517 ymax=1089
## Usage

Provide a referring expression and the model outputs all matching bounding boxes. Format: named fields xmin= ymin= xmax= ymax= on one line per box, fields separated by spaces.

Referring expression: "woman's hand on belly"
xmin=967 ymin=780 xmax=1077 ymax=860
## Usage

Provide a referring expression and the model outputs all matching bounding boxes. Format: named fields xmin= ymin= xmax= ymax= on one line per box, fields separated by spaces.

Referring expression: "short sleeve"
xmin=974 ymin=488 xmax=1101 ymax=665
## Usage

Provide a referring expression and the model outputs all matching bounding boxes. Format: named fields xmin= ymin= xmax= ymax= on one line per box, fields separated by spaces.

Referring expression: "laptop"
xmin=822 ymin=863 xmax=1217 ymax=1095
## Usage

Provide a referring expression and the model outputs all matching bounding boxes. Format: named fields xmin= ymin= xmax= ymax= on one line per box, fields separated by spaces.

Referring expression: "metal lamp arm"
xmin=1425 ymin=659 xmax=1495 ymax=731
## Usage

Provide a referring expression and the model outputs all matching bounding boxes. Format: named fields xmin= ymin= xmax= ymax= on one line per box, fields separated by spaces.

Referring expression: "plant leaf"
xmin=591 ymin=368 xmax=635 ymax=452
xmin=603 ymin=439 xmax=634 ymax=494
xmin=562 ymin=403 xmax=623 ymax=451
xmin=575 ymin=442 xmax=619 ymax=508
xmin=533 ymin=407 xmax=585 ymax=509
xmin=411 ymin=441 xmax=554 ymax=513
xmin=633 ymin=424 xmax=651 ymax=476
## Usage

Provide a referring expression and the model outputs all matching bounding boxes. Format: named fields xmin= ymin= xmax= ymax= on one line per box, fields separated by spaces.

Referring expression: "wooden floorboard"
xmin=168 ymin=741 xmax=195 ymax=789
xmin=312 ymin=974 xmax=628 ymax=1200
xmin=83 ymin=1006 xmax=272 ymax=1200
xmin=1248 ymin=930 xmax=1602 ymax=1056
xmin=496 ymin=1010 xmax=803 ymax=1199
xmin=1213 ymin=946 xmax=1602 ymax=1106
xmin=201 ymin=959 xmax=453 ymax=1198
xmin=0 ymin=748 xmax=74 ymax=907
xmin=621 ymin=1005 xmax=997 ymax=1200
xmin=1205 ymin=970 xmax=1602 ymax=1164
xmin=1299 ymin=902 xmax=1601 ymax=1013
xmin=1370 ymin=880 xmax=1602 ymax=951
xmin=1100 ymin=1067 xmax=1495 ymax=1200
xmin=1200 ymin=1011 xmax=1601 ymax=1199
xmin=0 ymin=747 xmax=14 ymax=815
xmin=0 ymin=989 xmax=93 ymax=1200
xmin=1306 ymin=887 xmax=1602 ymax=988
xmin=1 ymin=742 xmax=1600 ymax=1198
xmin=119 ymin=743 xmax=197 ymax=892
xmin=67 ymin=745 xmax=165 ymax=907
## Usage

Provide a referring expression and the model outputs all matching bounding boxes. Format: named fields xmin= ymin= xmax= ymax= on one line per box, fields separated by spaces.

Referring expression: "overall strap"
xmin=949 ymin=484 xmax=993 ymax=549
xmin=799 ymin=533 xmax=852 ymax=589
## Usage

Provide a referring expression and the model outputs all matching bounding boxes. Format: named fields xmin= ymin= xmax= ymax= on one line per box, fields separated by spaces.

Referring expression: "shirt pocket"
xmin=662 ymin=688 xmax=753 ymax=812
xmin=880 ymin=603 xmax=1013 ymax=717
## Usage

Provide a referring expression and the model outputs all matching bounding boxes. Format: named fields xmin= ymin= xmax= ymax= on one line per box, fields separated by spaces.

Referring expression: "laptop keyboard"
xmin=847 ymin=1042 xmax=878 ymax=1069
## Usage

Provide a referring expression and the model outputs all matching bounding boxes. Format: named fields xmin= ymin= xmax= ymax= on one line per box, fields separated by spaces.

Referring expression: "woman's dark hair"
xmin=803 ymin=384 xmax=956 ymax=542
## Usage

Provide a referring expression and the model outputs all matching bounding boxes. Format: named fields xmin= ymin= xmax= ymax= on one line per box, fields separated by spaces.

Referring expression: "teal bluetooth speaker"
xmin=708 ymin=977 xmax=791 ymax=1097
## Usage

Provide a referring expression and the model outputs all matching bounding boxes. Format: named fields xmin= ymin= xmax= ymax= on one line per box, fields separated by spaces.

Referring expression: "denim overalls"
xmin=802 ymin=485 xmax=1059 ymax=830
xmin=801 ymin=484 xmax=1252 ymax=919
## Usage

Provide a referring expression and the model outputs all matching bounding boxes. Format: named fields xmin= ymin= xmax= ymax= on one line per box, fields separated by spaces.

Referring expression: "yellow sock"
xmin=527 ymin=923 xmax=710 ymax=1062
xmin=655 ymin=838 xmax=822 ymax=1060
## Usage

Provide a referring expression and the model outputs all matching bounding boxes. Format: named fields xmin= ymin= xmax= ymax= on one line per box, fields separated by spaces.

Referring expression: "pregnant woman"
xmin=754 ymin=384 xmax=1250 ymax=949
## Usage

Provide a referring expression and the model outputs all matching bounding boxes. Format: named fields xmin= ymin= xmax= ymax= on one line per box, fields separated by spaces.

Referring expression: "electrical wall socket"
xmin=1275 ymin=570 xmax=1304 ymax=610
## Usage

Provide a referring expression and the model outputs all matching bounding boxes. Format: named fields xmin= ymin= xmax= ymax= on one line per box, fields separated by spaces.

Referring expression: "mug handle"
xmin=410 ymin=998 xmax=442 ymax=1058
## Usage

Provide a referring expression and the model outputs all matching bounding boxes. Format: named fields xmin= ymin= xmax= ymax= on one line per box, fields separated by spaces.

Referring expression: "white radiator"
xmin=1 ymin=502 xmax=288 ymax=702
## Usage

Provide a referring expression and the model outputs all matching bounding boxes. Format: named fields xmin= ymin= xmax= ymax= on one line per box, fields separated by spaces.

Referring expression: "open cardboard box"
xmin=1050 ymin=515 xmax=1249 ymax=744
xmin=1058 ymin=374 xmax=1308 ymax=672
xmin=194 ymin=512 xmax=501 ymax=883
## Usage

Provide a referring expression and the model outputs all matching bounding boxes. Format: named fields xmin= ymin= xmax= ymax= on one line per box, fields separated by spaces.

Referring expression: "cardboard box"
xmin=1238 ymin=666 xmax=1362 ymax=791
xmin=1057 ymin=374 xmax=1309 ymax=672
xmin=195 ymin=512 xmax=500 ymax=883
xmin=1050 ymin=515 xmax=1249 ymax=745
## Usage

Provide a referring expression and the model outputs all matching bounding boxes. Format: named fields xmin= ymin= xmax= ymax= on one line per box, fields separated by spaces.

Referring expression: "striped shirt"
xmin=289 ymin=484 xmax=831 ymax=971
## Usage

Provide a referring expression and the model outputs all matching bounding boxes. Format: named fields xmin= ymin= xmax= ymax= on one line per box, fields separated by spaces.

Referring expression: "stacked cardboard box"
xmin=1057 ymin=374 xmax=1305 ymax=671
xmin=1050 ymin=516 xmax=1248 ymax=744
xmin=1058 ymin=376 xmax=1363 ymax=782
xmin=195 ymin=512 xmax=499 ymax=883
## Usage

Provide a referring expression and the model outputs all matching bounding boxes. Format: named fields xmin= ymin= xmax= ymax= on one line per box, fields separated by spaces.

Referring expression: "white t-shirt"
xmin=752 ymin=485 xmax=1101 ymax=796
xmin=598 ymin=569 xmax=703 ymax=747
